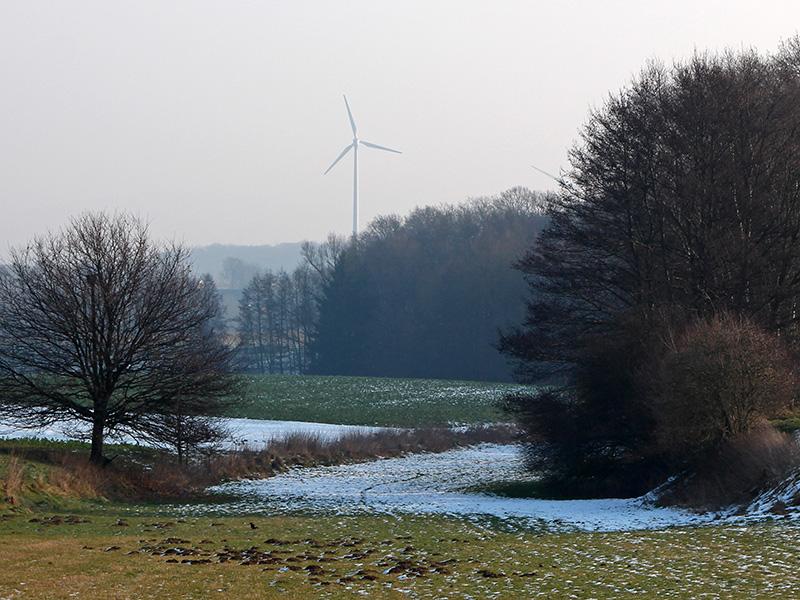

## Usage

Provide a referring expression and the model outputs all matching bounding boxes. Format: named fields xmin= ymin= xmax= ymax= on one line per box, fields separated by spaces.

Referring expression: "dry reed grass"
xmin=43 ymin=455 xmax=107 ymax=499
xmin=1 ymin=451 xmax=109 ymax=506
xmin=2 ymin=454 xmax=25 ymax=505
xmin=658 ymin=424 xmax=800 ymax=509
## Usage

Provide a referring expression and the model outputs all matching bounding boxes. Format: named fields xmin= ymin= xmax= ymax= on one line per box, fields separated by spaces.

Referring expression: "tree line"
xmin=500 ymin=41 xmax=800 ymax=500
xmin=236 ymin=265 xmax=318 ymax=375
xmin=235 ymin=188 xmax=549 ymax=381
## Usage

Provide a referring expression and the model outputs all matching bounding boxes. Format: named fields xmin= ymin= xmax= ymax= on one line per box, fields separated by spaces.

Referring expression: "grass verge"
xmin=772 ymin=411 xmax=800 ymax=433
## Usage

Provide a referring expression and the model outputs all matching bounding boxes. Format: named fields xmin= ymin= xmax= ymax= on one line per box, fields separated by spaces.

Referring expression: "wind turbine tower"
xmin=324 ymin=95 xmax=402 ymax=237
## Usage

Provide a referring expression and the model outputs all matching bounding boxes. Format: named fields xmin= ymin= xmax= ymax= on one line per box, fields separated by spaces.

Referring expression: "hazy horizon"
xmin=2 ymin=1 xmax=799 ymax=256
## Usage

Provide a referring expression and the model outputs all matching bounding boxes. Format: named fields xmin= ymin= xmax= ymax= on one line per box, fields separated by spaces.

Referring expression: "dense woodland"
xmin=500 ymin=42 xmax=800 ymax=500
xmin=235 ymin=187 xmax=549 ymax=381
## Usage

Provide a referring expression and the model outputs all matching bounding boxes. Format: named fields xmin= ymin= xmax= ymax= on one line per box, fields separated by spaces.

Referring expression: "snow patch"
xmin=744 ymin=468 xmax=800 ymax=518
xmin=0 ymin=418 xmax=385 ymax=448
xmin=198 ymin=444 xmax=717 ymax=532
xmin=6 ymin=417 xmax=800 ymax=530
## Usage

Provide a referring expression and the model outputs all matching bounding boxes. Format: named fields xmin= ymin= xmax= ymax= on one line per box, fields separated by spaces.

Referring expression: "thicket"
xmin=650 ymin=315 xmax=797 ymax=463
xmin=500 ymin=42 xmax=800 ymax=501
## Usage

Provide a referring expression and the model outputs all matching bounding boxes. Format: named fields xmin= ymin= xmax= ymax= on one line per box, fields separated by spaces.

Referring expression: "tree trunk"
xmin=89 ymin=413 xmax=106 ymax=465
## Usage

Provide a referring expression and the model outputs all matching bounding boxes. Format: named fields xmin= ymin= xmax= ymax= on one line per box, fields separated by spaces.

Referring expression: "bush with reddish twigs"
xmin=650 ymin=314 xmax=798 ymax=466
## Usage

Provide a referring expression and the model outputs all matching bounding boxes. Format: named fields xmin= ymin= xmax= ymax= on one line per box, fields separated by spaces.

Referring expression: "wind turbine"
xmin=531 ymin=164 xmax=566 ymax=186
xmin=324 ymin=95 xmax=402 ymax=237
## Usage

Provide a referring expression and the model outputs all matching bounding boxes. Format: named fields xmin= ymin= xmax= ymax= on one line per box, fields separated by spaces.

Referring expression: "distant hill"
xmin=190 ymin=242 xmax=307 ymax=287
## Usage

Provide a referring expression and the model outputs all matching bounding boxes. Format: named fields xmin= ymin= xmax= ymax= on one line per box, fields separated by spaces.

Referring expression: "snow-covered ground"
xmin=0 ymin=418 xmax=384 ymax=447
xmin=5 ymin=417 xmax=798 ymax=531
xmin=745 ymin=469 xmax=800 ymax=518
xmin=200 ymin=443 xmax=722 ymax=532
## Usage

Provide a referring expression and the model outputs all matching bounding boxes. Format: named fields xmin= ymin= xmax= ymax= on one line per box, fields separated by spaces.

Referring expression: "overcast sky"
xmin=1 ymin=1 xmax=798 ymax=252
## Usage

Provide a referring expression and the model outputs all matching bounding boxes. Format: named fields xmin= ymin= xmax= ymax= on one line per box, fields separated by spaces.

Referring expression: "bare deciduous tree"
xmin=0 ymin=212 xmax=237 ymax=464
xmin=236 ymin=265 xmax=319 ymax=374
xmin=300 ymin=233 xmax=346 ymax=287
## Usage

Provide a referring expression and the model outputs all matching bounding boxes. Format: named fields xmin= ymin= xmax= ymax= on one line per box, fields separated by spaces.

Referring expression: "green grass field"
xmin=1 ymin=510 xmax=798 ymax=599
xmin=232 ymin=374 xmax=531 ymax=427
xmin=4 ymin=376 xmax=800 ymax=598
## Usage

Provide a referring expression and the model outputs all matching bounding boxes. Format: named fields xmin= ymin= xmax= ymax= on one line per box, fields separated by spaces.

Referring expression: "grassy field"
xmin=4 ymin=444 xmax=797 ymax=600
xmin=4 ymin=377 xmax=800 ymax=599
xmin=1 ymin=510 xmax=798 ymax=599
xmin=232 ymin=374 xmax=530 ymax=427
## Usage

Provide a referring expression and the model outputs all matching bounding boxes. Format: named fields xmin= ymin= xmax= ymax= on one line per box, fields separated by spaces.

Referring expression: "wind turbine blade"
xmin=343 ymin=95 xmax=357 ymax=136
xmin=531 ymin=164 xmax=564 ymax=185
xmin=324 ymin=144 xmax=354 ymax=175
xmin=361 ymin=140 xmax=402 ymax=154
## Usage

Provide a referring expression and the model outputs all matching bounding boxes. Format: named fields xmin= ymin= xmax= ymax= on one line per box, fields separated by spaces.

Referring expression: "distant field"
xmin=231 ymin=375 xmax=532 ymax=427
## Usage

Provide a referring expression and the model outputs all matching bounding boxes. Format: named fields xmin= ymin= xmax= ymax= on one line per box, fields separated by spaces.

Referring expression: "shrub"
xmin=501 ymin=387 xmax=663 ymax=498
xmin=500 ymin=308 xmax=682 ymax=498
xmin=658 ymin=424 xmax=800 ymax=508
xmin=650 ymin=314 xmax=797 ymax=465
xmin=502 ymin=311 xmax=800 ymax=501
